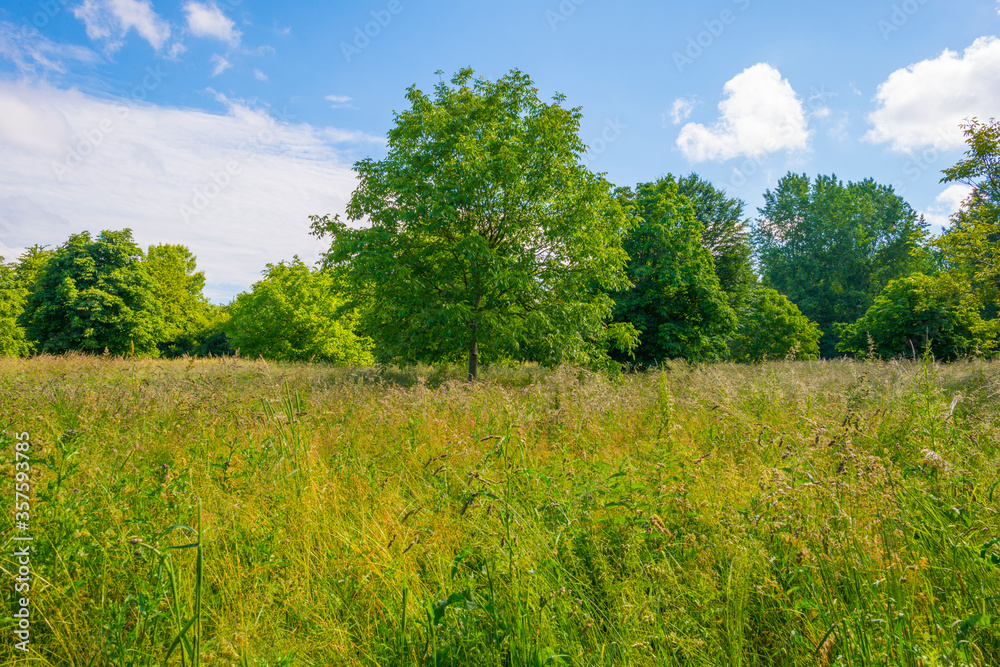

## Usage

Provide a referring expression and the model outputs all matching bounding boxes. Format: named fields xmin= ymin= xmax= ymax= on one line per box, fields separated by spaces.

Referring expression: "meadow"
xmin=1 ymin=355 xmax=998 ymax=666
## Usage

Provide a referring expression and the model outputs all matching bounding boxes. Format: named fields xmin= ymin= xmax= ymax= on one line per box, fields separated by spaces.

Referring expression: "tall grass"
xmin=1 ymin=354 xmax=998 ymax=665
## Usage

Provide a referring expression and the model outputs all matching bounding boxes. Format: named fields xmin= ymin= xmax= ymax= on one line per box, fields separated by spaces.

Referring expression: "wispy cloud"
xmin=668 ymin=97 xmax=697 ymax=125
xmin=210 ymin=53 xmax=231 ymax=77
xmin=72 ymin=0 xmax=173 ymax=53
xmin=0 ymin=82 xmax=380 ymax=301
xmin=253 ymin=69 xmax=268 ymax=82
xmin=325 ymin=94 xmax=356 ymax=109
xmin=0 ymin=22 xmax=100 ymax=74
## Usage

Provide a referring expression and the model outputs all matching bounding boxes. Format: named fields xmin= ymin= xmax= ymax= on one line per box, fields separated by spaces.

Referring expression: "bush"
xmin=729 ymin=287 xmax=821 ymax=361
xmin=837 ymin=273 xmax=998 ymax=359
xmin=224 ymin=258 xmax=373 ymax=364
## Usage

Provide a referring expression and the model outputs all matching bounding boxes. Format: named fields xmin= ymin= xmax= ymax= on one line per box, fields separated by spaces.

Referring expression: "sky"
xmin=0 ymin=0 xmax=998 ymax=302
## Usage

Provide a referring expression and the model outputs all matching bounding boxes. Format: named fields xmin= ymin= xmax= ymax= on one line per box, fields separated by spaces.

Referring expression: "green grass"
xmin=1 ymin=355 xmax=999 ymax=666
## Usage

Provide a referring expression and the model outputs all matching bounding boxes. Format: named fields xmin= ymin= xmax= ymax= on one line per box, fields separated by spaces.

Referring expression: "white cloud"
xmin=865 ymin=36 xmax=1000 ymax=152
xmin=0 ymin=21 xmax=100 ymax=74
xmin=676 ymin=63 xmax=810 ymax=162
xmin=325 ymin=94 xmax=356 ymax=109
xmin=72 ymin=0 xmax=172 ymax=52
xmin=183 ymin=1 xmax=241 ymax=47
xmin=210 ymin=54 xmax=231 ymax=76
xmin=668 ymin=97 xmax=697 ymax=125
xmin=921 ymin=183 xmax=974 ymax=230
xmin=253 ymin=69 xmax=268 ymax=82
xmin=0 ymin=82 xmax=384 ymax=302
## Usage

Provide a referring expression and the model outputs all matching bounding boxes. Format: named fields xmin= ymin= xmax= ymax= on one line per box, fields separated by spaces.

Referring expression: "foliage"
xmin=2 ymin=357 xmax=999 ymax=665
xmin=612 ymin=178 xmax=737 ymax=364
xmin=311 ymin=68 xmax=636 ymax=378
xmin=938 ymin=117 xmax=1000 ymax=317
xmin=22 ymin=229 xmax=165 ymax=356
xmin=0 ymin=257 xmax=30 ymax=356
xmin=729 ymin=287 xmax=822 ymax=361
xmin=837 ymin=272 xmax=998 ymax=359
xmin=674 ymin=173 xmax=755 ymax=307
xmin=224 ymin=258 xmax=372 ymax=364
xmin=753 ymin=173 xmax=936 ymax=357
xmin=145 ymin=244 xmax=216 ymax=356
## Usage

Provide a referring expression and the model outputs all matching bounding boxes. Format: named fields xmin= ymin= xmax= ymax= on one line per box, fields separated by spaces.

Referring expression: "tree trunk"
xmin=467 ymin=338 xmax=478 ymax=381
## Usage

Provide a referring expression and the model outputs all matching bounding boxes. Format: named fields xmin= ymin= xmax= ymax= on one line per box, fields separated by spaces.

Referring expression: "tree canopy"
xmin=837 ymin=273 xmax=997 ymax=360
xmin=611 ymin=178 xmax=737 ymax=364
xmin=937 ymin=117 xmax=1000 ymax=318
xmin=752 ymin=173 xmax=935 ymax=357
xmin=729 ymin=287 xmax=821 ymax=362
xmin=0 ymin=257 xmax=30 ymax=357
xmin=224 ymin=258 xmax=373 ymax=364
xmin=23 ymin=229 xmax=165 ymax=356
xmin=311 ymin=68 xmax=635 ymax=378
xmin=674 ymin=173 xmax=755 ymax=307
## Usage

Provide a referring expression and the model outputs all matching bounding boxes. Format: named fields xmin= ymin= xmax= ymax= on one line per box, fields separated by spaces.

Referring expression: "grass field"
xmin=1 ymin=355 xmax=999 ymax=666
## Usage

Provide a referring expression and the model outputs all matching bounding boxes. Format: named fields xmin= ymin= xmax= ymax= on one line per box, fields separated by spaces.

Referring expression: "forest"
xmin=1 ymin=71 xmax=997 ymax=373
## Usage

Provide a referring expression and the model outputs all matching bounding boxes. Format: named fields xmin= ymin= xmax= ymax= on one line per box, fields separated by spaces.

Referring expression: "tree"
xmin=937 ymin=117 xmax=1000 ymax=317
xmin=611 ymin=178 xmax=737 ymax=364
xmin=23 ymin=230 xmax=165 ymax=356
xmin=752 ymin=173 xmax=935 ymax=357
xmin=311 ymin=68 xmax=636 ymax=379
xmin=0 ymin=257 xmax=30 ymax=356
xmin=729 ymin=287 xmax=821 ymax=362
xmin=145 ymin=244 xmax=216 ymax=356
xmin=674 ymin=173 xmax=755 ymax=307
xmin=836 ymin=273 xmax=997 ymax=360
xmin=224 ymin=258 xmax=373 ymax=364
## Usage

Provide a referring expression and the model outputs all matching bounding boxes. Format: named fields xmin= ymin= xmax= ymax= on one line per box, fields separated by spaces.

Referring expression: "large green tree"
xmin=837 ymin=273 xmax=997 ymax=360
xmin=752 ymin=173 xmax=935 ymax=357
xmin=311 ymin=69 xmax=636 ymax=379
xmin=24 ymin=229 xmax=165 ymax=355
xmin=0 ymin=257 xmax=30 ymax=356
xmin=145 ymin=244 xmax=217 ymax=356
xmin=937 ymin=117 xmax=1000 ymax=318
xmin=674 ymin=173 xmax=755 ymax=307
xmin=224 ymin=258 xmax=372 ymax=364
xmin=611 ymin=178 xmax=737 ymax=364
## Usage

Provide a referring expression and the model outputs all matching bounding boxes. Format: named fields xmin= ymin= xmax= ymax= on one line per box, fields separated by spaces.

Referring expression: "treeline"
xmin=1 ymin=70 xmax=997 ymax=370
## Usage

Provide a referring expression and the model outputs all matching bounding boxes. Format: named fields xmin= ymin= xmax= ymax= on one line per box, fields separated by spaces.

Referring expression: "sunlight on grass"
xmin=1 ymin=355 xmax=998 ymax=665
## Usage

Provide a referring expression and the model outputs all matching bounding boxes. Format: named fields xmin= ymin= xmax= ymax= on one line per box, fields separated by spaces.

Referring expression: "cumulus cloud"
xmin=183 ymin=1 xmax=241 ymax=47
xmin=253 ymin=69 xmax=268 ymax=82
xmin=676 ymin=63 xmax=810 ymax=162
xmin=0 ymin=82 xmax=383 ymax=302
xmin=72 ymin=0 xmax=172 ymax=52
xmin=865 ymin=36 xmax=1000 ymax=152
xmin=668 ymin=97 xmax=697 ymax=125
xmin=210 ymin=54 xmax=231 ymax=76
xmin=920 ymin=184 xmax=974 ymax=230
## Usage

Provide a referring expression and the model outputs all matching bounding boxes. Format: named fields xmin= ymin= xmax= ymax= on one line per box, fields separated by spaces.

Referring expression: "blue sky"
xmin=1 ymin=0 xmax=998 ymax=301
